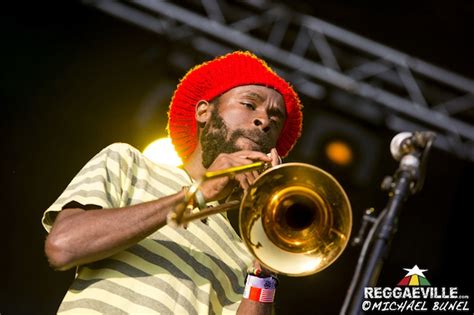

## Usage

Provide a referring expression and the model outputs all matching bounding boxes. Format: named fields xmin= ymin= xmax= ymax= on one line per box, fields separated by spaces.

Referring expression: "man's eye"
xmin=242 ymin=102 xmax=255 ymax=110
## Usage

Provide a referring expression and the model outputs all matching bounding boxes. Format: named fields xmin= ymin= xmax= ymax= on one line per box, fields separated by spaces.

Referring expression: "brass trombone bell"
xmin=240 ymin=162 xmax=352 ymax=276
xmin=169 ymin=162 xmax=352 ymax=277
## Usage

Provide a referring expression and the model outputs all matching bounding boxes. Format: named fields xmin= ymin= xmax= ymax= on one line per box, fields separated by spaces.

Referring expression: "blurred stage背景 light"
xmin=295 ymin=112 xmax=382 ymax=187
xmin=143 ymin=137 xmax=183 ymax=166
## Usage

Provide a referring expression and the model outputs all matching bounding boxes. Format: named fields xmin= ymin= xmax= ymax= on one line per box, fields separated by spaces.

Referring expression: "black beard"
xmin=200 ymin=108 xmax=273 ymax=168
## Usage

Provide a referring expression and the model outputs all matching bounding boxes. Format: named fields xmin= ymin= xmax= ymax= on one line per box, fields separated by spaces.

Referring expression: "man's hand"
xmin=199 ymin=150 xmax=279 ymax=202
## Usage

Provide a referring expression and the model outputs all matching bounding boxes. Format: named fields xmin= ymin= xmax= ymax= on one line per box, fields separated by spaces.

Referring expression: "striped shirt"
xmin=42 ymin=143 xmax=253 ymax=314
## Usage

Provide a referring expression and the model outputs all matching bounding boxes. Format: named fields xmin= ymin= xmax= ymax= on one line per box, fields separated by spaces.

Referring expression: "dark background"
xmin=2 ymin=1 xmax=473 ymax=314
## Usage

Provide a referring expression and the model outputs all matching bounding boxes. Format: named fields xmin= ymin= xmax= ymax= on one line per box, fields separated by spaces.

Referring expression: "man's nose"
xmin=253 ymin=116 xmax=270 ymax=132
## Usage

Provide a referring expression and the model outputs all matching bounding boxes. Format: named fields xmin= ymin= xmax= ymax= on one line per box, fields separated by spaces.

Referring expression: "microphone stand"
xmin=340 ymin=133 xmax=435 ymax=315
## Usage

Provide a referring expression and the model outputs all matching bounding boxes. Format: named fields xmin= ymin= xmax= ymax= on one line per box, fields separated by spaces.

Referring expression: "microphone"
xmin=390 ymin=131 xmax=436 ymax=161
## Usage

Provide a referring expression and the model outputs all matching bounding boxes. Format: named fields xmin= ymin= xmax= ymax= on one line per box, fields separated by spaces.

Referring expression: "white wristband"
xmin=243 ymin=275 xmax=276 ymax=303
xmin=246 ymin=274 xmax=277 ymax=289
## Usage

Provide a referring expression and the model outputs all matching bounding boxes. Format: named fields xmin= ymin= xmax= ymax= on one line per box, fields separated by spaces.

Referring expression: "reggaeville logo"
xmin=397 ymin=265 xmax=431 ymax=286
xmin=362 ymin=265 xmax=470 ymax=312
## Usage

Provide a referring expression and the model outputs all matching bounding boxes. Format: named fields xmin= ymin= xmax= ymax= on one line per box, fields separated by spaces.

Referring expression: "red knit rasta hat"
xmin=167 ymin=51 xmax=303 ymax=161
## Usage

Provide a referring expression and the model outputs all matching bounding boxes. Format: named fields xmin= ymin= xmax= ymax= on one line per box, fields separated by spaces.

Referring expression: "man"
xmin=43 ymin=51 xmax=303 ymax=314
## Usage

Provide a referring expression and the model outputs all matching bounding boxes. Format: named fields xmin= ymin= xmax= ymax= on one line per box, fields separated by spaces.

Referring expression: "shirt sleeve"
xmin=41 ymin=143 xmax=138 ymax=233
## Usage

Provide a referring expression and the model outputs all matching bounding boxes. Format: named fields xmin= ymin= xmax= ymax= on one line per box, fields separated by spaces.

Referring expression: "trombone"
xmin=168 ymin=161 xmax=352 ymax=277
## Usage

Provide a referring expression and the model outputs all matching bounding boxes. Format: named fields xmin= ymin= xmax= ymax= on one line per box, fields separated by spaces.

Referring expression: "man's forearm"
xmin=45 ymin=190 xmax=187 ymax=270
xmin=237 ymin=299 xmax=273 ymax=315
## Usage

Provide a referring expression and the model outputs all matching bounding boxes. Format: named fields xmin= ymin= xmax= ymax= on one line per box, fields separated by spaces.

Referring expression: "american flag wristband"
xmin=243 ymin=275 xmax=276 ymax=303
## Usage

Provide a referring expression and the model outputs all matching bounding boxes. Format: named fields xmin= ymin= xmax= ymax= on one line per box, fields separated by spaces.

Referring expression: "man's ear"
xmin=195 ymin=100 xmax=212 ymax=126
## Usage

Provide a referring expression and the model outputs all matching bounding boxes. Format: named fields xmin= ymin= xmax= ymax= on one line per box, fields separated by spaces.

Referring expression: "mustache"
xmin=230 ymin=128 xmax=273 ymax=152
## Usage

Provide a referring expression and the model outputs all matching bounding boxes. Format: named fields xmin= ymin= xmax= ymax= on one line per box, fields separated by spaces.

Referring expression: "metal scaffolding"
xmin=87 ymin=0 xmax=474 ymax=161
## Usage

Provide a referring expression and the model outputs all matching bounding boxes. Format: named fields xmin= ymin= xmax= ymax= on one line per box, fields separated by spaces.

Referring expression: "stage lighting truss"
xmin=86 ymin=0 xmax=474 ymax=161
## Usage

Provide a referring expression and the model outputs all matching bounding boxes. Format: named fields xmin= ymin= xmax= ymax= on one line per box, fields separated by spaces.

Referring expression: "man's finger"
xmin=235 ymin=174 xmax=250 ymax=190
xmin=232 ymin=150 xmax=272 ymax=162
xmin=270 ymin=148 xmax=282 ymax=167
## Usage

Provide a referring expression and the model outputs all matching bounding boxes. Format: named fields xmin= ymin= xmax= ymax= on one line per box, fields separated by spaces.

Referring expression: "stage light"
xmin=294 ymin=112 xmax=381 ymax=187
xmin=325 ymin=140 xmax=353 ymax=166
xmin=143 ymin=137 xmax=182 ymax=166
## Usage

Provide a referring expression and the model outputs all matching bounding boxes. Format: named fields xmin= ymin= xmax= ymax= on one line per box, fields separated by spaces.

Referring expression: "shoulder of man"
xmin=99 ymin=142 xmax=141 ymax=156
